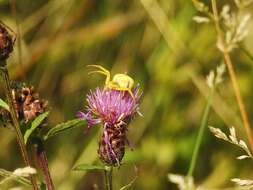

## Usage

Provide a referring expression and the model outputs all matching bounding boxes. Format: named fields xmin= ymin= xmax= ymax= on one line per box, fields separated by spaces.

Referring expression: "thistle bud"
xmin=11 ymin=82 xmax=47 ymax=123
xmin=0 ymin=22 xmax=15 ymax=63
xmin=98 ymin=124 xmax=126 ymax=166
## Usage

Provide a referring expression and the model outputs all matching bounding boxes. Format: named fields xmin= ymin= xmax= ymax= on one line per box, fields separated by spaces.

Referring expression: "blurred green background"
xmin=1 ymin=0 xmax=253 ymax=189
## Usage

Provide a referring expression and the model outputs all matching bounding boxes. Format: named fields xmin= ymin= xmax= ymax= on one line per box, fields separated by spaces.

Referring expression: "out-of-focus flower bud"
xmin=0 ymin=22 xmax=15 ymax=63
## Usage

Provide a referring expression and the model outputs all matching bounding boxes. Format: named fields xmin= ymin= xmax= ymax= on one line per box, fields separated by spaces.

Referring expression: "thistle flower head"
xmin=77 ymin=85 xmax=142 ymax=166
xmin=77 ymin=86 xmax=141 ymax=129
xmin=1 ymin=83 xmax=48 ymax=128
xmin=0 ymin=22 xmax=15 ymax=63
xmin=11 ymin=82 xmax=47 ymax=123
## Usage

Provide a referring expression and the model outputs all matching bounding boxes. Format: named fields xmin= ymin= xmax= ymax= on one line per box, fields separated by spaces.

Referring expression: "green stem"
xmin=104 ymin=167 xmax=113 ymax=190
xmin=0 ymin=63 xmax=38 ymax=190
xmin=187 ymin=87 xmax=214 ymax=177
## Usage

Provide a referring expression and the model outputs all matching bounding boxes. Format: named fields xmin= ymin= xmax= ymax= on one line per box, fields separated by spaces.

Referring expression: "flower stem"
xmin=104 ymin=167 xmax=113 ymax=190
xmin=35 ymin=139 xmax=55 ymax=190
xmin=211 ymin=0 xmax=253 ymax=153
xmin=0 ymin=63 xmax=38 ymax=190
xmin=187 ymin=88 xmax=214 ymax=177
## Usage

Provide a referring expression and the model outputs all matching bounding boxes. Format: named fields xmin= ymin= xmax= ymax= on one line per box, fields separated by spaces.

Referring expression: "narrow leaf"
xmin=0 ymin=98 xmax=9 ymax=111
xmin=24 ymin=112 xmax=49 ymax=144
xmin=73 ymin=164 xmax=110 ymax=171
xmin=44 ymin=118 xmax=85 ymax=140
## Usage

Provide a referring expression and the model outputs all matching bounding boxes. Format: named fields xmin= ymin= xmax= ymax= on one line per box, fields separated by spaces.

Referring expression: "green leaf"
xmin=44 ymin=118 xmax=85 ymax=140
xmin=24 ymin=112 xmax=49 ymax=144
xmin=73 ymin=164 xmax=110 ymax=171
xmin=0 ymin=98 xmax=9 ymax=111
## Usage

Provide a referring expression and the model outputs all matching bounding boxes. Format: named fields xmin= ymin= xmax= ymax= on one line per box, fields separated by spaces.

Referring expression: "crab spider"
xmin=87 ymin=65 xmax=135 ymax=99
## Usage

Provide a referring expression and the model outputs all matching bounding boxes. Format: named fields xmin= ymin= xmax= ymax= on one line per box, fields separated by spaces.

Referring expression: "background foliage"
xmin=1 ymin=0 xmax=253 ymax=189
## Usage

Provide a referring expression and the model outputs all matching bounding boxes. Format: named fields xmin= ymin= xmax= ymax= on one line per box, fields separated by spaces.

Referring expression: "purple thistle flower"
xmin=77 ymin=86 xmax=142 ymax=166
xmin=77 ymin=87 xmax=141 ymax=129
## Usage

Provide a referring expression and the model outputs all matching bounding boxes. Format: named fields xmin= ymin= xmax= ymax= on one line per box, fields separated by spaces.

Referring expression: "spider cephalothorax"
xmin=88 ymin=65 xmax=135 ymax=98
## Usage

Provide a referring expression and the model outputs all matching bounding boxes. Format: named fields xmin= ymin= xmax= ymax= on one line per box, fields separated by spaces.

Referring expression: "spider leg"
xmin=88 ymin=70 xmax=107 ymax=76
xmin=87 ymin=65 xmax=111 ymax=86
xmin=87 ymin=64 xmax=109 ymax=72
xmin=126 ymin=89 xmax=135 ymax=100
xmin=112 ymin=86 xmax=135 ymax=99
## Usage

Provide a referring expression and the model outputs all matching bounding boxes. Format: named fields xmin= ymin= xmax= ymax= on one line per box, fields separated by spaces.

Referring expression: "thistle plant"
xmin=0 ymin=21 xmax=15 ymax=62
xmin=77 ymin=87 xmax=141 ymax=165
xmin=76 ymin=65 xmax=142 ymax=190
xmin=0 ymin=22 xmax=58 ymax=190
xmin=12 ymin=84 xmax=55 ymax=190
xmin=0 ymin=80 xmax=89 ymax=189
xmin=0 ymin=21 xmax=38 ymax=190
xmin=0 ymin=81 xmax=54 ymax=190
